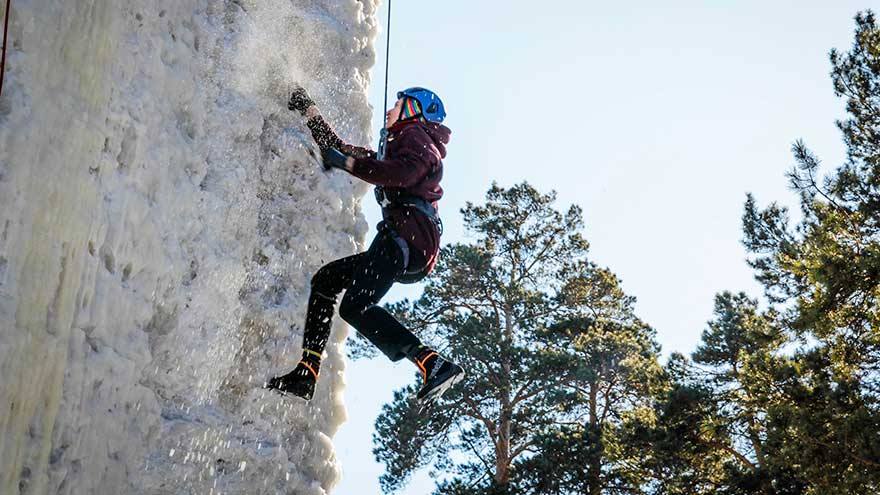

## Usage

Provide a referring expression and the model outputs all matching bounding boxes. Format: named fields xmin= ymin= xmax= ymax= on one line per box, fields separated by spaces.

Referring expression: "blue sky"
xmin=333 ymin=2 xmax=869 ymax=493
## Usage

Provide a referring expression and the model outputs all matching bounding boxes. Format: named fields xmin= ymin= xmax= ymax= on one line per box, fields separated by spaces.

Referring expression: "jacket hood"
xmin=422 ymin=122 xmax=451 ymax=159
xmin=389 ymin=120 xmax=451 ymax=159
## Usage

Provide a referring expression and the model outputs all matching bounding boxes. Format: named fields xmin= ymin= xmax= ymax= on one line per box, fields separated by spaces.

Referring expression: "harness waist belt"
xmin=375 ymin=187 xmax=443 ymax=235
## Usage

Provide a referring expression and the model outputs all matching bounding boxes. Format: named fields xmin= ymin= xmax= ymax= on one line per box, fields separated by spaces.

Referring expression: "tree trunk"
xmin=587 ymin=381 xmax=602 ymax=495
xmin=746 ymin=410 xmax=776 ymax=495
xmin=747 ymin=414 xmax=766 ymax=469
xmin=495 ymin=412 xmax=511 ymax=487
xmin=734 ymin=365 xmax=773 ymax=495
xmin=494 ymin=306 xmax=514 ymax=488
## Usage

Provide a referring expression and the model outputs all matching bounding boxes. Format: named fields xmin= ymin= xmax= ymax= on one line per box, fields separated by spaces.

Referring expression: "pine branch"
xmin=510 ymin=439 xmax=538 ymax=460
xmin=518 ymin=227 xmax=564 ymax=284
xmin=600 ymin=375 xmax=619 ymax=425
xmin=712 ymin=440 xmax=758 ymax=472
xmin=456 ymin=423 xmax=495 ymax=480
xmin=463 ymin=396 xmax=498 ymax=448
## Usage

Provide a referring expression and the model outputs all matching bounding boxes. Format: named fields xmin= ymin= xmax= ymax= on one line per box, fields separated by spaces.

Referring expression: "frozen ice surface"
xmin=0 ymin=1 xmax=378 ymax=493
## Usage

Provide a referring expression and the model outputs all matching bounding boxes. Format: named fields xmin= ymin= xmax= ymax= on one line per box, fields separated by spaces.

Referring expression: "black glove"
xmin=321 ymin=148 xmax=349 ymax=171
xmin=288 ymin=85 xmax=315 ymax=115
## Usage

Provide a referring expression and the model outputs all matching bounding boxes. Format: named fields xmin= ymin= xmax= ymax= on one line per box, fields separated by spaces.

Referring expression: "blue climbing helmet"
xmin=397 ymin=87 xmax=446 ymax=123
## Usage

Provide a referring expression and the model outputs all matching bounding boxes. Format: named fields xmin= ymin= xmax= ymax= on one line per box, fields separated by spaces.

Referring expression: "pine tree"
xmin=640 ymin=13 xmax=880 ymax=494
xmin=635 ymin=375 xmax=732 ymax=495
xmin=691 ymin=293 xmax=782 ymax=486
xmin=742 ymin=10 xmax=880 ymax=375
xmin=516 ymin=270 xmax=663 ymax=495
xmin=626 ymin=295 xmax=797 ymax=495
xmin=371 ymin=183 xmax=661 ymax=494
xmin=732 ymin=11 xmax=880 ymax=494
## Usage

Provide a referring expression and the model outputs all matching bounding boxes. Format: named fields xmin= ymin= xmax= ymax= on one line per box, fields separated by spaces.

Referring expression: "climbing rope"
xmin=0 ymin=0 xmax=10 ymax=97
xmin=382 ymin=0 xmax=392 ymax=118
xmin=377 ymin=0 xmax=392 ymax=159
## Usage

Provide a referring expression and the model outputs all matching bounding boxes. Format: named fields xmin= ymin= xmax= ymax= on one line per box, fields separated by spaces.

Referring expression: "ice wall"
xmin=0 ymin=1 xmax=378 ymax=493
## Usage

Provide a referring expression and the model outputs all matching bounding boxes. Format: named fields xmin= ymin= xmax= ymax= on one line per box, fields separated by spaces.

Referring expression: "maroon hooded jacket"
xmin=306 ymin=116 xmax=451 ymax=274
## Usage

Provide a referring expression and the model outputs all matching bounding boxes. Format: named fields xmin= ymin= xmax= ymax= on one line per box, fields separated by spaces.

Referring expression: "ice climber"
xmin=266 ymin=85 xmax=465 ymax=406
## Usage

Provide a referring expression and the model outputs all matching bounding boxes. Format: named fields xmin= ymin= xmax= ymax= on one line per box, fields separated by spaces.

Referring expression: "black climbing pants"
xmin=302 ymin=228 xmax=423 ymax=362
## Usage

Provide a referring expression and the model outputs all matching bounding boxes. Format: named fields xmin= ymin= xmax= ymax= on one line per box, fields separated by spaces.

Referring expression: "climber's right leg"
xmin=337 ymin=230 xmax=421 ymax=362
xmin=303 ymin=254 xmax=365 ymax=354
xmin=265 ymin=253 xmax=363 ymax=399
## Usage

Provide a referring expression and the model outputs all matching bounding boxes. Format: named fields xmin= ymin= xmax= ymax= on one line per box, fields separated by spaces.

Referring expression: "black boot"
xmin=265 ymin=359 xmax=319 ymax=400
xmin=413 ymin=350 xmax=465 ymax=403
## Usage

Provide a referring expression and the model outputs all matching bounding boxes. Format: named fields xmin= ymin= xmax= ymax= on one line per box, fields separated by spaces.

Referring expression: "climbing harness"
xmin=373 ymin=186 xmax=442 ymax=284
xmin=375 ymin=186 xmax=443 ymax=236
xmin=0 ymin=0 xmax=10 ymax=97
xmin=376 ymin=0 xmax=392 ymax=160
